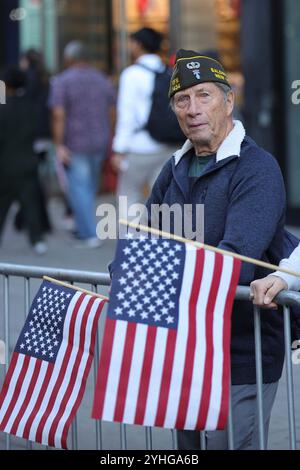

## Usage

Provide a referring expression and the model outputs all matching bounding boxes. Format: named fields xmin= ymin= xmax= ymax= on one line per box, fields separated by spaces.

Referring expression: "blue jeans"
xmin=67 ymin=152 xmax=104 ymax=240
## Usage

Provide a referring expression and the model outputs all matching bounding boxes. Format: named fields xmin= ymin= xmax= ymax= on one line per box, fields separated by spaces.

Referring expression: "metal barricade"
xmin=0 ymin=263 xmax=299 ymax=450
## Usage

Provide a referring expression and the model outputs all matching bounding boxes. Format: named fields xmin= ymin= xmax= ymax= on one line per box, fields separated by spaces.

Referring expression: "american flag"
xmin=92 ymin=236 xmax=241 ymax=431
xmin=0 ymin=280 xmax=106 ymax=449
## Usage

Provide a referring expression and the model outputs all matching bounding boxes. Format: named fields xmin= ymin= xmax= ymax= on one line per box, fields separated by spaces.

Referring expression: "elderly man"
xmin=145 ymin=49 xmax=287 ymax=449
xmin=251 ymin=243 xmax=300 ymax=307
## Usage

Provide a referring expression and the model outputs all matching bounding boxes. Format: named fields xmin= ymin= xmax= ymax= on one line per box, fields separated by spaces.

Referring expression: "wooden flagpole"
xmin=43 ymin=276 xmax=109 ymax=301
xmin=119 ymin=219 xmax=300 ymax=279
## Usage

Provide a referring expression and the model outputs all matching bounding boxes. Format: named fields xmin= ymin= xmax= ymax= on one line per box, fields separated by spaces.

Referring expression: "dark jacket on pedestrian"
xmin=0 ymin=94 xmax=38 ymax=178
xmin=146 ymin=120 xmax=287 ymax=385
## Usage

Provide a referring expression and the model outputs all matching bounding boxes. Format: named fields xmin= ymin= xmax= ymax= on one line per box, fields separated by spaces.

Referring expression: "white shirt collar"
xmin=174 ymin=120 xmax=246 ymax=166
xmin=136 ymin=54 xmax=165 ymax=72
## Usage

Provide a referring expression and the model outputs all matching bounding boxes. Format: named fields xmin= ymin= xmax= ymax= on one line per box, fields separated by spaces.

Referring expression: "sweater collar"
xmin=173 ymin=120 xmax=246 ymax=166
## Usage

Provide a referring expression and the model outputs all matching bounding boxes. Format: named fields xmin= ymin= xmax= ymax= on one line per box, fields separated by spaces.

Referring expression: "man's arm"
xmin=48 ymin=76 xmax=71 ymax=165
xmin=51 ymin=106 xmax=71 ymax=165
xmin=112 ymin=66 xmax=148 ymax=171
xmin=218 ymin=150 xmax=286 ymax=285
xmin=111 ymin=69 xmax=135 ymax=171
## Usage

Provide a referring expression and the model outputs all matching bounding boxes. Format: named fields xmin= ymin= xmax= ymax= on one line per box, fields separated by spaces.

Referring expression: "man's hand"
xmin=56 ymin=144 xmax=71 ymax=166
xmin=51 ymin=107 xmax=70 ymax=165
xmin=250 ymin=275 xmax=288 ymax=309
xmin=111 ymin=152 xmax=127 ymax=172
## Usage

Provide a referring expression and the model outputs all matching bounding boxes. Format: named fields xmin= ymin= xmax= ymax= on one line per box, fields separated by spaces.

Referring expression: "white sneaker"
xmin=74 ymin=237 xmax=103 ymax=249
xmin=33 ymin=241 xmax=48 ymax=255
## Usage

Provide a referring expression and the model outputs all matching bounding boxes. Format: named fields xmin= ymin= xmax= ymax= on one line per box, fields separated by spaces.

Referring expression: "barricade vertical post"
xmin=145 ymin=427 xmax=153 ymax=450
xmin=253 ymin=306 xmax=265 ymax=450
xmin=4 ymin=276 xmax=10 ymax=450
xmin=227 ymin=389 xmax=234 ymax=450
xmin=24 ymin=278 xmax=33 ymax=451
xmin=69 ymin=281 xmax=78 ymax=451
xmin=24 ymin=277 xmax=30 ymax=316
xmin=93 ymin=284 xmax=103 ymax=451
xmin=172 ymin=430 xmax=178 ymax=450
xmin=120 ymin=423 xmax=127 ymax=450
xmin=200 ymin=431 xmax=206 ymax=450
xmin=72 ymin=417 xmax=78 ymax=450
xmin=283 ymin=306 xmax=297 ymax=449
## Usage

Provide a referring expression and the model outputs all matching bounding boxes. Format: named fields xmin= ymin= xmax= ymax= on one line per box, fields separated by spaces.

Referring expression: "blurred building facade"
xmin=0 ymin=0 xmax=20 ymax=66
xmin=0 ymin=0 xmax=241 ymax=76
xmin=0 ymin=0 xmax=299 ymax=223
xmin=241 ymin=0 xmax=300 ymax=224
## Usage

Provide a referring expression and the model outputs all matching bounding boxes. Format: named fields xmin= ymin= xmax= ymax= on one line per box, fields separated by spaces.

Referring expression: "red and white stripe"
xmin=92 ymin=246 xmax=240 ymax=430
xmin=0 ymin=293 xmax=105 ymax=448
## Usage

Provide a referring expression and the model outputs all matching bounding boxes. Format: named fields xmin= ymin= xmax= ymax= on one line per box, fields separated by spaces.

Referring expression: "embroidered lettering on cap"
xmin=172 ymin=77 xmax=181 ymax=92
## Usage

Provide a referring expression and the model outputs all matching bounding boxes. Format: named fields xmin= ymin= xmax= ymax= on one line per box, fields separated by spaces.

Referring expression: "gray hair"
xmin=63 ymin=41 xmax=88 ymax=61
xmin=170 ymin=97 xmax=175 ymax=112
xmin=214 ymin=82 xmax=232 ymax=101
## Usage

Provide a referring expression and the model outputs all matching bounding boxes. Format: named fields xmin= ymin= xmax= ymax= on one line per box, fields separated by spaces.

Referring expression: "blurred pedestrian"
xmin=49 ymin=41 xmax=116 ymax=247
xmin=0 ymin=67 xmax=47 ymax=254
xmin=111 ymin=27 xmax=179 ymax=220
xmin=16 ymin=48 xmax=52 ymax=234
xmin=20 ymin=48 xmax=51 ymax=147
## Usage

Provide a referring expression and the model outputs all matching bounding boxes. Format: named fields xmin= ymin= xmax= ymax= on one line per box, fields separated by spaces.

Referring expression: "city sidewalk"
xmin=0 ymin=195 xmax=117 ymax=274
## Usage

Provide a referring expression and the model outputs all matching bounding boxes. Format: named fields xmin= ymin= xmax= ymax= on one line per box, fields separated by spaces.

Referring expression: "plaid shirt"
xmin=49 ymin=65 xmax=116 ymax=154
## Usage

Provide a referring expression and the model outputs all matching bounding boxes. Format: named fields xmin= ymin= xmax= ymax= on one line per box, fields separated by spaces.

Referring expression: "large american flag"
xmin=0 ymin=280 xmax=106 ymax=449
xmin=92 ymin=236 xmax=241 ymax=430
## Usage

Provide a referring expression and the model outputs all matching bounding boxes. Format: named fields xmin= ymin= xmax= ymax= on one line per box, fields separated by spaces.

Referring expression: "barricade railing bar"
xmin=0 ymin=263 xmax=299 ymax=451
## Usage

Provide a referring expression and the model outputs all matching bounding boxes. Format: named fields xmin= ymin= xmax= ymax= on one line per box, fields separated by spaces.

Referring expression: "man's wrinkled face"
xmin=173 ymin=82 xmax=234 ymax=153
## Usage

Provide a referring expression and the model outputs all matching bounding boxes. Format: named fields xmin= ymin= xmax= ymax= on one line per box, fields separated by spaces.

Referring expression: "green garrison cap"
xmin=169 ymin=49 xmax=231 ymax=99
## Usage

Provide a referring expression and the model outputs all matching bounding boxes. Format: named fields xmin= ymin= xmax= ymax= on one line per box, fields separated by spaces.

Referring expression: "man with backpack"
xmin=112 ymin=27 xmax=185 ymax=220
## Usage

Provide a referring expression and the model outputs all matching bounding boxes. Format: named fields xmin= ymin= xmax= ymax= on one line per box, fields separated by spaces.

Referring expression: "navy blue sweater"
xmin=146 ymin=136 xmax=286 ymax=384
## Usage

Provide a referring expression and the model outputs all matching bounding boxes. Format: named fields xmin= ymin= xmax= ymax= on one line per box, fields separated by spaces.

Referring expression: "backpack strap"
xmin=135 ymin=63 xmax=168 ymax=75
xmin=133 ymin=63 xmax=166 ymax=133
